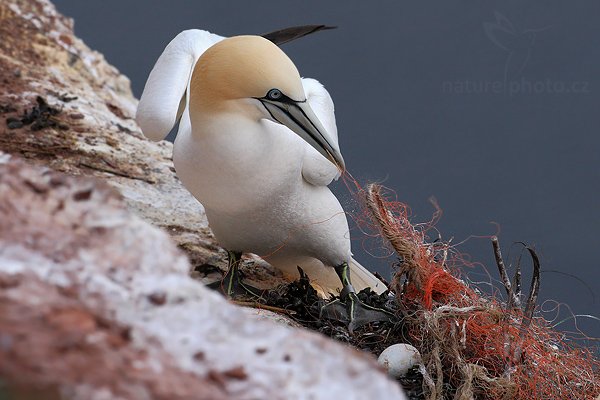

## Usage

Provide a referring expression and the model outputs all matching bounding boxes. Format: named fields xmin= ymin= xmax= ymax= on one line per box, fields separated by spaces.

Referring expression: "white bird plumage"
xmin=137 ymin=29 xmax=386 ymax=296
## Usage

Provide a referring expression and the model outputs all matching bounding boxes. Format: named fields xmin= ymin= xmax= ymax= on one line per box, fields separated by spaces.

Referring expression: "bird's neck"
xmin=189 ymin=93 xmax=262 ymax=131
xmin=188 ymin=103 xmax=262 ymax=150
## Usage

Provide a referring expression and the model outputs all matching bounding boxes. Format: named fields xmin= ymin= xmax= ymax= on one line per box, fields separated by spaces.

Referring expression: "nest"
xmin=362 ymin=183 xmax=599 ymax=400
xmin=243 ymin=181 xmax=598 ymax=399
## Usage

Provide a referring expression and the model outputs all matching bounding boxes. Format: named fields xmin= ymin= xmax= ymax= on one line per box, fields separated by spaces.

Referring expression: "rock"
xmin=240 ymin=306 xmax=302 ymax=328
xmin=0 ymin=154 xmax=407 ymax=399
xmin=378 ymin=344 xmax=422 ymax=379
xmin=0 ymin=0 xmax=284 ymax=289
xmin=0 ymin=1 xmax=407 ymax=398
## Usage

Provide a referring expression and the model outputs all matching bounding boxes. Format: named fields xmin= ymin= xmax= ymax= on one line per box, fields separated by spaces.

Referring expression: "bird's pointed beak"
xmin=260 ymin=99 xmax=345 ymax=171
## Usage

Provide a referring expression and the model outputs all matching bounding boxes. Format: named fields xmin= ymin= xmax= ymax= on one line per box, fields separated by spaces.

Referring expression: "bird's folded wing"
xmin=300 ymin=78 xmax=342 ymax=186
xmin=136 ymin=30 xmax=224 ymax=141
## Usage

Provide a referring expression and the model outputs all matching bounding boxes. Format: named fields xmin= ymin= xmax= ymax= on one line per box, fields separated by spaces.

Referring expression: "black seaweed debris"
xmin=259 ymin=268 xmax=402 ymax=350
xmin=257 ymin=269 xmax=423 ymax=398
xmin=6 ymin=96 xmax=68 ymax=131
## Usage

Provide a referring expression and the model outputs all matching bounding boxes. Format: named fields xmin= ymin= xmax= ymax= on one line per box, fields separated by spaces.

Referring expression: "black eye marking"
xmin=256 ymin=89 xmax=303 ymax=104
xmin=267 ymin=88 xmax=282 ymax=100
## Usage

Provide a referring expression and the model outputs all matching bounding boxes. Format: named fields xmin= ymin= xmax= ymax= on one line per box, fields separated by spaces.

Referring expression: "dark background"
xmin=52 ymin=1 xmax=599 ymax=340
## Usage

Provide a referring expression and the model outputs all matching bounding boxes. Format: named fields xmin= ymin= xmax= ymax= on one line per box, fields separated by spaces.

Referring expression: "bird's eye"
xmin=267 ymin=89 xmax=282 ymax=100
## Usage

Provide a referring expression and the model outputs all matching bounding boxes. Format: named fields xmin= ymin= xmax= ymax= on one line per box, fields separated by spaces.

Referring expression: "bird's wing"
xmin=300 ymin=78 xmax=342 ymax=186
xmin=136 ymin=29 xmax=224 ymax=141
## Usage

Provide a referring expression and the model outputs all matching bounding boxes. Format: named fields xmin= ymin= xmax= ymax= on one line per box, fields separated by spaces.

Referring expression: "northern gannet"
xmin=137 ymin=29 xmax=390 ymax=329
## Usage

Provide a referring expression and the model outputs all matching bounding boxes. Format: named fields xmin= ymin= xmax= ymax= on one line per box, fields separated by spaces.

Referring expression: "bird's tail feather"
xmin=268 ymin=255 xmax=388 ymax=297
xmin=348 ymin=257 xmax=387 ymax=295
xmin=308 ymin=257 xmax=388 ymax=297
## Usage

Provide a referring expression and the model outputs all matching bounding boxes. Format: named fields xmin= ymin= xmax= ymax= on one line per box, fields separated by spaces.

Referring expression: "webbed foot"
xmin=320 ymin=262 xmax=394 ymax=333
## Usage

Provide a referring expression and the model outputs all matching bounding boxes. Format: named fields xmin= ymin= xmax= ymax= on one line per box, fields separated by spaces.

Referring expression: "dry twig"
xmin=492 ymin=236 xmax=521 ymax=309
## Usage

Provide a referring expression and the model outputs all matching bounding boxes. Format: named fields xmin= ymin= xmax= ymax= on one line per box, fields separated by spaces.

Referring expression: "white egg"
xmin=377 ymin=343 xmax=422 ymax=378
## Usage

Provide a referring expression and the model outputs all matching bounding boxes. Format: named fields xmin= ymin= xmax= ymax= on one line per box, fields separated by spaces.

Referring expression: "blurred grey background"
xmin=52 ymin=1 xmax=599 ymax=339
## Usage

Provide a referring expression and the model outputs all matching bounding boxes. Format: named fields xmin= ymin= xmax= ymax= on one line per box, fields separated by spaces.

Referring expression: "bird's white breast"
xmin=174 ymin=111 xmax=302 ymax=213
xmin=173 ymin=110 xmax=351 ymax=266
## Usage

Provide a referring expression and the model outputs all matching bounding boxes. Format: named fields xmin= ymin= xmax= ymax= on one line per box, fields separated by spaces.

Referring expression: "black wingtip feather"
xmin=262 ymin=25 xmax=337 ymax=46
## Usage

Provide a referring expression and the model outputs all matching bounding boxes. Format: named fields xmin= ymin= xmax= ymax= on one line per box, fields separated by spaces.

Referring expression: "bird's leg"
xmin=320 ymin=262 xmax=394 ymax=333
xmin=221 ymin=250 xmax=244 ymax=297
xmin=208 ymin=250 xmax=262 ymax=299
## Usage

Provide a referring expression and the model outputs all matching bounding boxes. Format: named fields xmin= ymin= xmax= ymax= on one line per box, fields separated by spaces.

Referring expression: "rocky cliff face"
xmin=0 ymin=0 xmax=405 ymax=399
xmin=0 ymin=0 xmax=228 ymax=301
xmin=0 ymin=0 xmax=282 ymax=285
